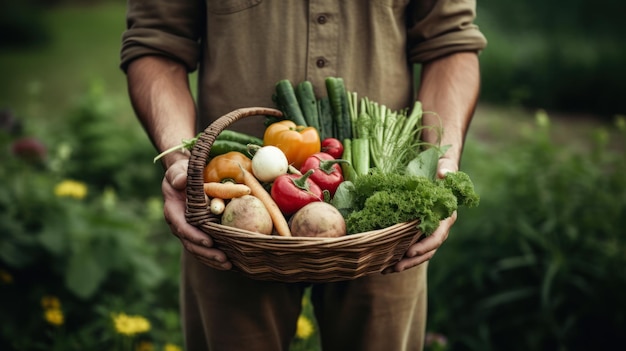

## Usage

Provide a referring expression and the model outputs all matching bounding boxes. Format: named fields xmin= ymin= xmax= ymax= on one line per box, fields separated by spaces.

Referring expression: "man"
xmin=121 ymin=1 xmax=486 ymax=350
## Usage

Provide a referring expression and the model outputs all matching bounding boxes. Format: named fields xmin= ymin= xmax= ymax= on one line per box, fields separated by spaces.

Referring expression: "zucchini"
xmin=325 ymin=77 xmax=352 ymax=141
xmin=217 ymin=130 xmax=263 ymax=146
xmin=275 ymin=79 xmax=308 ymax=126
xmin=296 ymin=81 xmax=320 ymax=132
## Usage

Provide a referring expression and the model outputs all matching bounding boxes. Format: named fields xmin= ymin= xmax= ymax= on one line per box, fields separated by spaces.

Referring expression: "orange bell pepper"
xmin=203 ymin=151 xmax=252 ymax=183
xmin=263 ymin=120 xmax=321 ymax=169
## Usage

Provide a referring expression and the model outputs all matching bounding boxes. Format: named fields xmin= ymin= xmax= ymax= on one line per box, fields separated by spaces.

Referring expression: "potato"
xmin=221 ymin=195 xmax=273 ymax=235
xmin=289 ymin=202 xmax=346 ymax=238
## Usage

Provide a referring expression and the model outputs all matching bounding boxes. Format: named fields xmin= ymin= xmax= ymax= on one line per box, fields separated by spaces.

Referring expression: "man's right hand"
xmin=163 ymin=158 xmax=232 ymax=270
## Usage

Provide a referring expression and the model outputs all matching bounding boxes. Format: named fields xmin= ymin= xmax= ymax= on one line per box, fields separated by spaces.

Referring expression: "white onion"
xmin=251 ymin=145 xmax=289 ymax=182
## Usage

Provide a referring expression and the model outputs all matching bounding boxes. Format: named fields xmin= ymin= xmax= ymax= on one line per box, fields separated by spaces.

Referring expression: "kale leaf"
xmin=343 ymin=170 xmax=479 ymax=235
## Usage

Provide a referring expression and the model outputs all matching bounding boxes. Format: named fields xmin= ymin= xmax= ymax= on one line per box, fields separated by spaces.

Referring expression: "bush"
xmin=427 ymin=112 xmax=626 ymax=350
xmin=57 ymin=81 xmax=163 ymax=199
xmin=0 ymin=89 xmax=182 ymax=350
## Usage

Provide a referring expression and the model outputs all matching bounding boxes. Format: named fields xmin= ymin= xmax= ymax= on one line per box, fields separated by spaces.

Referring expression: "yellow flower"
xmin=44 ymin=308 xmax=64 ymax=326
xmin=135 ymin=341 xmax=154 ymax=351
xmin=41 ymin=295 xmax=61 ymax=310
xmin=295 ymin=315 xmax=314 ymax=339
xmin=164 ymin=343 xmax=182 ymax=351
xmin=54 ymin=179 xmax=88 ymax=199
xmin=0 ymin=269 xmax=13 ymax=284
xmin=111 ymin=313 xmax=151 ymax=336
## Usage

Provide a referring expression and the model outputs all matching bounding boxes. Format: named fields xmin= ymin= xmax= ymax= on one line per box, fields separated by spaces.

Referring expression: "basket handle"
xmin=185 ymin=107 xmax=283 ymax=226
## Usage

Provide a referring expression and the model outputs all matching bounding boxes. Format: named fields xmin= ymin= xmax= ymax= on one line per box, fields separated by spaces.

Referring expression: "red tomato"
xmin=320 ymin=138 xmax=344 ymax=159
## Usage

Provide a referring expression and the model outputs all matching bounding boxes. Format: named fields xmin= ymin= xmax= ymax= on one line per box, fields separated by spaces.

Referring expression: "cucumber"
xmin=209 ymin=140 xmax=252 ymax=158
xmin=275 ymin=79 xmax=308 ymax=126
xmin=217 ymin=130 xmax=263 ymax=146
xmin=325 ymin=77 xmax=352 ymax=141
xmin=317 ymin=96 xmax=333 ymax=140
xmin=296 ymin=81 xmax=320 ymax=131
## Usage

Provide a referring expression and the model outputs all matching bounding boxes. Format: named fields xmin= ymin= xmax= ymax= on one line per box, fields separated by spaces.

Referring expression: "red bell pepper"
xmin=299 ymin=152 xmax=347 ymax=196
xmin=270 ymin=169 xmax=323 ymax=215
xmin=320 ymin=138 xmax=344 ymax=159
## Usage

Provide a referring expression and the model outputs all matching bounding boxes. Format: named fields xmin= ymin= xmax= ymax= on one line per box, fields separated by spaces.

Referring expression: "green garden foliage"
xmin=477 ymin=0 xmax=626 ymax=117
xmin=426 ymin=112 xmax=626 ymax=351
xmin=0 ymin=89 xmax=183 ymax=350
xmin=59 ymin=82 xmax=163 ymax=199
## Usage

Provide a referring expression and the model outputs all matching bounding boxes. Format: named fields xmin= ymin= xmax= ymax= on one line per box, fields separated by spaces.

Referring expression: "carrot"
xmin=203 ymin=182 xmax=251 ymax=199
xmin=239 ymin=167 xmax=292 ymax=237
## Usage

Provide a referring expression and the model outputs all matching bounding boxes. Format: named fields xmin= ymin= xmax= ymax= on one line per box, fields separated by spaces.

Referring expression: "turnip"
xmin=251 ymin=145 xmax=289 ymax=182
xmin=221 ymin=195 xmax=273 ymax=235
xmin=289 ymin=202 xmax=346 ymax=238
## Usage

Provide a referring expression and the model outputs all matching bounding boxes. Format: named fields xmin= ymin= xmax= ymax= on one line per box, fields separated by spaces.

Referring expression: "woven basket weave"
xmin=185 ymin=107 xmax=424 ymax=283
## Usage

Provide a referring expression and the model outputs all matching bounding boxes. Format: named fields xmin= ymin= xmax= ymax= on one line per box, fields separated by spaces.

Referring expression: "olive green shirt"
xmin=121 ymin=0 xmax=487 ymax=137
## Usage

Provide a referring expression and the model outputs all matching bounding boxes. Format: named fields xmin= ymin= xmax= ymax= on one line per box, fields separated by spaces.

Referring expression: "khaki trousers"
xmin=181 ymin=249 xmax=427 ymax=351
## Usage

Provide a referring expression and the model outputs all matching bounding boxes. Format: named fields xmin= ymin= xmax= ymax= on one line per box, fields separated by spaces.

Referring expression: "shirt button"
xmin=316 ymin=58 xmax=326 ymax=68
xmin=317 ymin=15 xmax=327 ymax=24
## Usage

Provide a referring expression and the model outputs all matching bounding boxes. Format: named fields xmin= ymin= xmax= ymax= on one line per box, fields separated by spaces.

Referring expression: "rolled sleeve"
xmin=407 ymin=0 xmax=487 ymax=63
xmin=120 ymin=1 xmax=204 ymax=72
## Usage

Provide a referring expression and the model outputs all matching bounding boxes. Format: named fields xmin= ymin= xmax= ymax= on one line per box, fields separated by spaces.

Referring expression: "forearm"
xmin=417 ymin=52 xmax=481 ymax=166
xmin=126 ymin=56 xmax=197 ymax=169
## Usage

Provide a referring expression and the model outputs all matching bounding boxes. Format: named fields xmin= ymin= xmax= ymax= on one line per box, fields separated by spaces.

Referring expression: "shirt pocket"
xmin=207 ymin=0 xmax=262 ymax=14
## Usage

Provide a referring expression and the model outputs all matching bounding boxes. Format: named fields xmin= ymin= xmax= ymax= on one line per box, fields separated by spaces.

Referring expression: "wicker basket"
xmin=185 ymin=107 xmax=424 ymax=283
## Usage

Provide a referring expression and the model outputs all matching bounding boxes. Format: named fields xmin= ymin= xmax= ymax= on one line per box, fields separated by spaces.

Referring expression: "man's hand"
xmin=383 ymin=157 xmax=458 ymax=274
xmin=163 ymin=158 xmax=232 ymax=270
xmin=125 ymin=57 xmax=229 ymax=268
xmin=383 ymin=52 xmax=481 ymax=274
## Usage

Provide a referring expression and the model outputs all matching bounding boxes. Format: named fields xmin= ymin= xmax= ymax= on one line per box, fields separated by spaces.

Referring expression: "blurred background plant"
xmin=0 ymin=83 xmax=181 ymax=350
xmin=1 ymin=0 xmax=624 ymax=350
xmin=426 ymin=112 xmax=626 ymax=350
xmin=476 ymin=0 xmax=626 ymax=117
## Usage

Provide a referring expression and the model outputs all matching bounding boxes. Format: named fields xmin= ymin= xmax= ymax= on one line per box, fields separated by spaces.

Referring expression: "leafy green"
xmin=331 ymin=180 xmax=356 ymax=217
xmin=406 ymin=145 xmax=450 ymax=180
xmin=438 ymin=171 xmax=481 ymax=208
xmin=332 ymin=146 xmax=480 ymax=235
xmin=338 ymin=169 xmax=479 ymax=235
